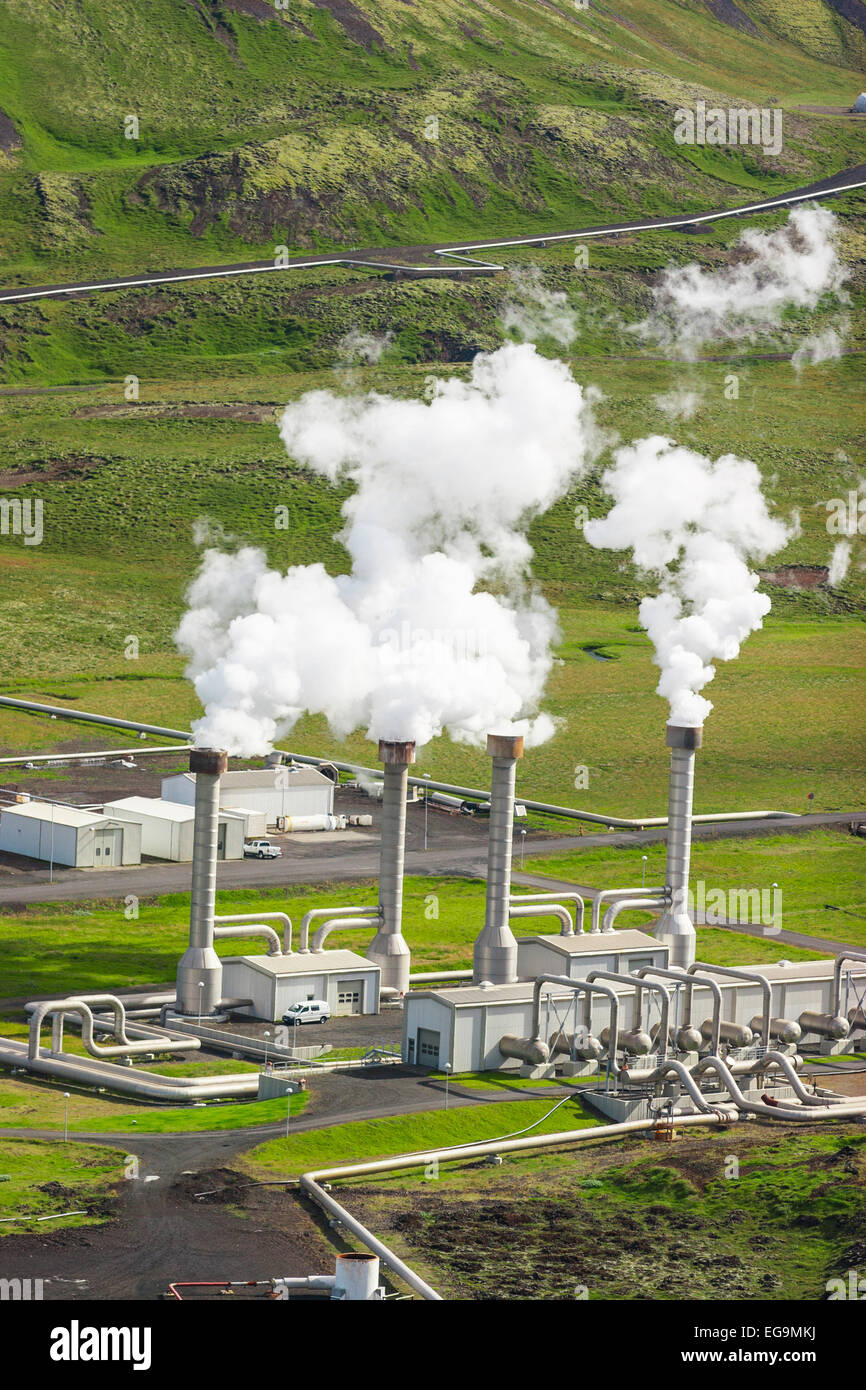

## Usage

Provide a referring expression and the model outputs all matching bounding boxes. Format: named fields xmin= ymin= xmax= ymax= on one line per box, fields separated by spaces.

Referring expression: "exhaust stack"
xmin=366 ymin=740 xmax=415 ymax=994
xmin=176 ymin=748 xmax=227 ymax=1016
xmin=653 ymin=724 xmax=701 ymax=969
xmin=473 ymin=733 xmax=524 ymax=984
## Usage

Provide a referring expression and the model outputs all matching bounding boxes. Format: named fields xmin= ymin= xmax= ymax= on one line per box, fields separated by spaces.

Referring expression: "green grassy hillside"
xmin=0 ymin=0 xmax=863 ymax=285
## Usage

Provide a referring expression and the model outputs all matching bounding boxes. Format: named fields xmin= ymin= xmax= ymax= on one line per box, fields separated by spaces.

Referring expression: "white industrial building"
xmin=0 ymin=802 xmax=141 ymax=869
xmin=103 ymin=797 xmax=245 ymax=861
xmin=403 ymin=951 xmax=860 ymax=1073
xmin=222 ymin=950 xmax=381 ymax=1021
xmin=162 ymin=764 xmax=334 ymax=827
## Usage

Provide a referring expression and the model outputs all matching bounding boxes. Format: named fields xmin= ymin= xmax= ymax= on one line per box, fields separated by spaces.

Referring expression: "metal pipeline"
xmin=588 ymin=969 xmax=672 ymax=1059
xmin=300 ymin=1109 xmax=739 ymax=1299
xmin=213 ymin=923 xmax=282 ymax=956
xmin=601 ymin=895 xmax=668 ymax=933
xmin=692 ymin=1054 xmax=866 ymax=1122
xmin=176 ymin=748 xmax=227 ymax=1017
xmin=510 ymin=892 xmax=586 ymax=934
xmin=590 ymin=886 xmax=668 ymax=935
xmin=686 ymin=963 xmax=741 ymax=1054
xmin=0 ymin=1035 xmax=258 ymax=1101
xmin=691 ymin=961 xmax=773 ymax=1050
xmin=366 ymin=740 xmax=415 ymax=994
xmin=299 ymin=905 xmax=381 ymax=953
xmin=214 ymin=912 xmax=293 ymax=953
xmin=28 ymin=995 xmax=200 ymax=1061
xmin=833 ymin=950 xmax=866 ymax=1016
xmin=474 ymin=734 xmax=523 ymax=984
xmin=311 ymin=915 xmax=384 ymax=953
xmin=653 ymin=723 xmax=702 ymax=968
xmin=544 ymin=976 xmax=622 ymax=1071
xmin=636 ymin=965 xmax=704 ymax=1053
xmin=508 ymin=904 xmax=574 ymax=937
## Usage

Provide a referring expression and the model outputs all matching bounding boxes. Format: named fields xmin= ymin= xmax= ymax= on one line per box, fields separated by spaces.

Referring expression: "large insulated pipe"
xmin=833 ymin=950 xmax=866 ymax=1016
xmin=365 ymin=740 xmax=415 ymax=994
xmin=473 ymin=734 xmax=523 ymax=984
xmin=511 ymin=892 xmax=586 ymax=933
xmin=653 ymin=723 xmax=702 ymax=968
xmin=176 ymin=747 xmax=227 ymax=1017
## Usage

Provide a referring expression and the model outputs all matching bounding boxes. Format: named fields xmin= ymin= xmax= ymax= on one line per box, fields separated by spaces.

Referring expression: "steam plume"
xmin=177 ymin=344 xmax=599 ymax=755
xmin=633 ymin=205 xmax=848 ymax=359
xmin=584 ymin=438 xmax=794 ymax=725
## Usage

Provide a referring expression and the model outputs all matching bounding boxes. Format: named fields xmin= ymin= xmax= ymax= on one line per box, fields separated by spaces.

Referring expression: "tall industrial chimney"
xmin=653 ymin=724 xmax=701 ymax=969
xmin=473 ymin=733 xmax=524 ymax=984
xmin=366 ymin=740 xmax=415 ymax=994
xmin=175 ymin=747 xmax=227 ymax=1017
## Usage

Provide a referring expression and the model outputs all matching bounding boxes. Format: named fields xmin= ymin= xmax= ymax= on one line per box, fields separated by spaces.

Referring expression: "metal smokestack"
xmin=473 ymin=733 xmax=524 ymax=984
xmin=653 ymin=724 xmax=702 ymax=969
xmin=366 ymin=740 xmax=415 ymax=994
xmin=176 ymin=747 xmax=227 ymax=1016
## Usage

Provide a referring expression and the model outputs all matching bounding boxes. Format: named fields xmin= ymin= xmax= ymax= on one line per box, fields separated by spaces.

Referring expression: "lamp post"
xmin=63 ymin=1091 xmax=70 ymax=1143
xmin=519 ymin=827 xmax=527 ymax=870
xmin=641 ymin=855 xmax=648 ymax=889
xmin=197 ymin=981 xmax=204 ymax=1029
xmin=444 ymin=1062 xmax=452 ymax=1111
xmin=263 ymin=1030 xmax=270 ymax=1070
xmin=285 ymin=1087 xmax=292 ymax=1139
xmin=423 ymin=773 xmax=431 ymax=851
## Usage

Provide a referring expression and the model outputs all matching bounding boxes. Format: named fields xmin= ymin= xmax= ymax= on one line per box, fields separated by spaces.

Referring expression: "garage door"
xmin=336 ymin=979 xmax=363 ymax=1016
xmin=417 ymin=1028 xmax=441 ymax=1069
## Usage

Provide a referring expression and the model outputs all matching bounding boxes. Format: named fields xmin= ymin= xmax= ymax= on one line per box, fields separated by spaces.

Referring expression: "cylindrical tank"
xmin=282 ymin=814 xmax=343 ymax=832
xmin=332 ymin=1253 xmax=382 ymax=1301
xmin=701 ymin=1018 xmax=753 ymax=1048
xmin=549 ymin=1032 xmax=603 ymax=1061
xmin=676 ymin=1024 xmax=703 ymax=1052
xmin=499 ymin=1035 xmax=550 ymax=1065
xmin=848 ymin=1008 xmax=866 ymax=1031
xmin=749 ymin=1015 xmax=802 ymax=1045
xmin=601 ymin=1025 xmax=652 ymax=1056
xmin=473 ymin=734 xmax=523 ymax=985
xmin=798 ymin=1011 xmax=849 ymax=1040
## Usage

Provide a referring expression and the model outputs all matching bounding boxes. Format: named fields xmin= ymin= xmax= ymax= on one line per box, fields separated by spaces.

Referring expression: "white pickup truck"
xmin=243 ymin=839 xmax=282 ymax=859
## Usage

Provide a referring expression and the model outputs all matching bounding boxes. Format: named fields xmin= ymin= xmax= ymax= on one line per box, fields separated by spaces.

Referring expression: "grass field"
xmin=0 ymin=1137 xmax=126 ymax=1235
xmin=525 ymin=828 xmax=866 ymax=947
xmin=244 ymin=1092 xmax=599 ymax=1178
xmin=0 ymin=1 xmax=863 ymax=286
xmin=0 ymin=844 xmax=842 ymax=1005
xmin=0 ymin=1070 xmax=308 ymax=1133
xmin=334 ymin=1125 xmax=866 ymax=1299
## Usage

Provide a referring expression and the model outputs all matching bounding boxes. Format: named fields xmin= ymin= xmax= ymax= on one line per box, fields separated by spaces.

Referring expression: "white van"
xmin=282 ymin=1000 xmax=331 ymax=1026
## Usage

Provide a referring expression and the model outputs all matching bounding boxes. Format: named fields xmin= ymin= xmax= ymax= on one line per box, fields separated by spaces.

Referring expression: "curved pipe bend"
xmin=590 ymin=887 xmax=667 ymax=934
xmin=311 ymin=915 xmax=384 ymax=953
xmin=690 ymin=961 xmax=772 ymax=1051
xmin=588 ymin=969 xmax=672 ymax=1059
xmin=601 ymin=895 xmax=667 ymax=933
xmin=510 ymin=892 xmax=585 ymax=933
xmin=508 ymin=904 xmax=574 ymax=937
xmin=214 ymin=912 xmax=292 ymax=954
xmin=834 ymin=949 xmax=866 ymax=1016
xmin=299 ymin=905 xmax=381 ymax=953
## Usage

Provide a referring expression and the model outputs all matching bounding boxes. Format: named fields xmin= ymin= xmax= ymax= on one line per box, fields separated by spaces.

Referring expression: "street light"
xmin=519 ymin=828 xmax=527 ymax=870
xmin=263 ymin=1030 xmax=270 ymax=1070
xmin=285 ymin=1087 xmax=292 ymax=1139
xmin=197 ymin=980 xmax=204 ymax=1029
xmin=641 ymin=855 xmax=648 ymax=888
xmin=423 ymin=773 xmax=431 ymax=851
xmin=63 ymin=1092 xmax=70 ymax=1143
xmin=444 ymin=1062 xmax=452 ymax=1111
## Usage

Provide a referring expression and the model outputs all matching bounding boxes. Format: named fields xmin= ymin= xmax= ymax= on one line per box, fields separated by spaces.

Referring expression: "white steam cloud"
xmin=337 ymin=329 xmax=394 ymax=366
xmin=177 ymin=344 xmax=600 ymax=756
xmin=791 ymin=324 xmax=846 ymax=371
xmin=828 ymin=540 xmax=851 ymax=587
xmin=584 ymin=438 xmax=794 ymax=725
xmin=502 ymin=267 xmax=579 ymax=348
xmin=633 ymin=205 xmax=848 ymax=359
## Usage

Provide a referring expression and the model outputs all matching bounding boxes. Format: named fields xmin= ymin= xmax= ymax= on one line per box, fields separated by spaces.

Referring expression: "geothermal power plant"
xmin=1 ymin=721 xmax=864 ymax=1114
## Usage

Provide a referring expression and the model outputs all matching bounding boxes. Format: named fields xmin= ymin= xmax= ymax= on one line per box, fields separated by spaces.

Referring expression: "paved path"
xmin=1 ymin=163 xmax=863 ymax=304
xmin=0 ymin=812 xmax=859 ymax=907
